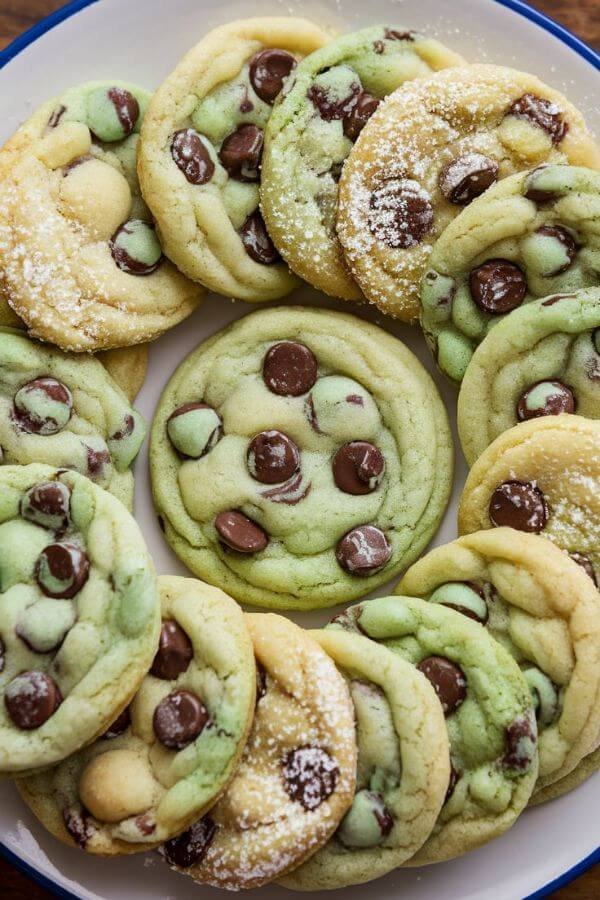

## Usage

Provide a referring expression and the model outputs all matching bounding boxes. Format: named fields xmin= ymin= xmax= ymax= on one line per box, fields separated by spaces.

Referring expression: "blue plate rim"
xmin=0 ymin=0 xmax=598 ymax=896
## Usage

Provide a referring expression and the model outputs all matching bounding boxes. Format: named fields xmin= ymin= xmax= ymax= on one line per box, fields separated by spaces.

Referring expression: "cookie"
xmin=261 ymin=26 xmax=464 ymax=300
xmin=0 ymin=327 xmax=146 ymax=509
xmin=150 ymin=306 xmax=453 ymax=610
xmin=421 ymin=165 xmax=600 ymax=383
xmin=399 ymin=528 xmax=600 ymax=793
xmin=17 ymin=575 xmax=255 ymax=854
xmin=162 ymin=613 xmax=356 ymax=890
xmin=458 ymin=415 xmax=600 ymax=587
xmin=530 ymin=746 xmax=600 ymax=806
xmin=0 ymin=464 xmax=159 ymax=775
xmin=279 ymin=629 xmax=450 ymax=889
xmin=328 ymin=595 xmax=538 ymax=864
xmin=0 ymin=81 xmax=203 ymax=351
xmin=337 ymin=65 xmax=600 ymax=323
xmin=138 ymin=18 xmax=329 ymax=302
xmin=457 ymin=287 xmax=600 ymax=465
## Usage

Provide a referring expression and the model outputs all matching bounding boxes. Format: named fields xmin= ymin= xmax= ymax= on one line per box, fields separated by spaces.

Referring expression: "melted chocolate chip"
xmin=328 ymin=605 xmax=367 ymax=633
xmin=86 ymin=444 xmax=110 ymax=478
xmin=20 ymin=481 xmax=71 ymax=534
xmin=535 ymin=225 xmax=578 ymax=275
xmin=417 ymin=656 xmax=467 ymax=716
xmin=569 ymin=552 xmax=598 ymax=586
xmin=135 ymin=813 xmax=156 ymax=836
xmin=13 ymin=377 xmax=73 ymax=435
xmin=5 ymin=671 xmax=62 ymax=729
xmin=35 ymin=543 xmax=90 ymax=599
xmin=215 ymin=511 xmax=268 ymax=553
xmin=171 ymin=129 xmax=215 ymax=185
xmin=102 ymin=706 xmax=131 ymax=739
xmin=240 ymin=210 xmax=280 ymax=265
xmin=469 ymin=259 xmax=527 ymax=314
xmin=263 ymin=341 xmax=318 ymax=396
xmin=47 ymin=105 xmax=66 ymax=129
xmin=256 ymin=662 xmax=267 ymax=702
xmin=439 ymin=153 xmax=499 ymax=205
xmin=259 ymin=472 xmax=310 ymax=505
xmin=445 ymin=763 xmax=460 ymax=803
xmin=151 ymin=620 xmax=194 ymax=680
xmin=153 ymin=690 xmax=210 ymax=750
xmin=508 ymin=93 xmax=568 ymax=145
xmin=308 ymin=80 xmax=361 ymax=121
xmin=63 ymin=808 xmax=93 ymax=848
xmin=110 ymin=220 xmax=163 ymax=275
xmin=164 ymin=815 xmax=216 ymax=868
xmin=503 ymin=714 xmax=536 ymax=770
xmin=524 ymin=167 xmax=559 ymax=204
xmin=343 ymin=92 xmax=380 ymax=141
xmin=432 ymin=581 xmax=490 ymax=624
xmin=336 ymin=525 xmax=391 ymax=575
xmin=541 ymin=293 xmax=578 ymax=307
xmin=489 ymin=481 xmax=549 ymax=532
xmin=104 ymin=87 xmax=140 ymax=138
xmin=332 ymin=441 xmax=385 ymax=495
xmin=516 ymin=380 xmax=576 ymax=421
xmin=167 ymin=402 xmax=223 ymax=459
xmin=219 ymin=124 xmax=264 ymax=182
xmin=110 ymin=413 xmax=134 ymax=442
xmin=282 ymin=745 xmax=339 ymax=810
xmin=385 ymin=28 xmax=415 ymax=40
xmin=247 ymin=430 xmax=300 ymax=484
xmin=368 ymin=179 xmax=434 ymax=249
xmin=249 ymin=49 xmax=296 ymax=104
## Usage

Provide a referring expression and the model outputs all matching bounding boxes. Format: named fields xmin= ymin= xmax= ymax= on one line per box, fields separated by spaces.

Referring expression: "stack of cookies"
xmin=0 ymin=12 xmax=599 ymax=893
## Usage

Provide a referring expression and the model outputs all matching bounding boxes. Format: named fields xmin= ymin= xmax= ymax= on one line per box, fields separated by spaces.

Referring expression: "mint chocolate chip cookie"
xmin=0 ymin=328 xmax=146 ymax=508
xmin=150 ymin=306 xmax=453 ymax=610
xmin=17 ymin=576 xmax=255 ymax=854
xmin=138 ymin=17 xmax=329 ymax=302
xmin=421 ymin=165 xmax=600 ymax=383
xmin=399 ymin=529 xmax=600 ymax=794
xmin=0 ymin=465 xmax=159 ymax=775
xmin=261 ymin=25 xmax=464 ymax=300
xmin=280 ymin=629 xmax=450 ymax=889
xmin=0 ymin=81 xmax=203 ymax=351
xmin=457 ymin=288 xmax=600 ymax=465
xmin=328 ymin=595 xmax=538 ymax=864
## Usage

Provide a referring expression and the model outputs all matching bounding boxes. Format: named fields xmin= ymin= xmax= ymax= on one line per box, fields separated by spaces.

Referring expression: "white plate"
xmin=0 ymin=1 xmax=599 ymax=897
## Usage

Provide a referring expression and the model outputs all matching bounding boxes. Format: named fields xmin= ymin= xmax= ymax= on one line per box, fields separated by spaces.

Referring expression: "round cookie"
xmin=138 ymin=18 xmax=330 ymax=302
xmin=261 ymin=26 xmax=464 ymax=300
xmin=327 ymin=595 xmax=539 ymax=864
xmin=458 ymin=415 xmax=600 ymax=587
xmin=17 ymin=575 xmax=256 ymax=855
xmin=337 ymin=65 xmax=600 ymax=323
xmin=279 ymin=629 xmax=450 ymax=889
xmin=457 ymin=288 xmax=600 ymax=465
xmin=0 ymin=81 xmax=203 ymax=351
xmin=531 ymin=746 xmax=600 ymax=806
xmin=421 ymin=165 xmax=600 ymax=383
xmin=161 ymin=613 xmax=357 ymax=890
xmin=150 ymin=306 xmax=453 ymax=610
xmin=0 ymin=464 xmax=159 ymax=775
xmin=398 ymin=528 xmax=600 ymax=793
xmin=0 ymin=327 xmax=146 ymax=509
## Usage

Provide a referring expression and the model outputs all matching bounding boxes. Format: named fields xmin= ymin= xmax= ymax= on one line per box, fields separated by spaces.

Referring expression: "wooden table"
xmin=0 ymin=0 xmax=598 ymax=897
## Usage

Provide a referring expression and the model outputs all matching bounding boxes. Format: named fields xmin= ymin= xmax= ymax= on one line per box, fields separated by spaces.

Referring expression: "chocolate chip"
xmin=20 ymin=481 xmax=71 ymax=533
xmin=524 ymin=166 xmax=559 ymax=203
xmin=502 ymin=714 xmax=536 ymax=770
xmin=153 ymin=690 xmax=210 ymax=750
xmin=105 ymin=87 xmax=140 ymax=138
xmin=429 ymin=581 xmax=489 ymax=624
xmin=343 ymin=92 xmax=380 ymax=141
xmin=171 ymin=128 xmax=215 ymax=185
xmin=63 ymin=808 xmax=93 ymax=848
xmin=86 ymin=444 xmax=110 ymax=479
xmin=256 ymin=662 xmax=267 ymax=703
xmin=282 ymin=745 xmax=339 ymax=810
xmin=135 ymin=813 xmax=156 ymax=836
xmin=373 ymin=794 xmax=394 ymax=836
xmin=336 ymin=525 xmax=391 ymax=575
xmin=219 ymin=124 xmax=264 ymax=182
xmin=328 ymin=605 xmax=367 ymax=634
xmin=368 ymin=179 xmax=434 ymax=249
xmin=240 ymin=210 xmax=280 ymax=265
xmin=110 ymin=219 xmax=163 ymax=276
xmin=35 ymin=543 xmax=90 ymax=599
xmin=439 ymin=153 xmax=499 ymax=205
xmin=445 ymin=763 xmax=460 ymax=803
xmin=260 ymin=472 xmax=310 ymax=505
xmin=102 ymin=706 xmax=131 ymax=739
xmin=508 ymin=93 xmax=567 ymax=144
xmin=469 ymin=259 xmax=527 ymax=314
xmin=332 ymin=442 xmax=385 ymax=495
xmin=263 ymin=341 xmax=318 ymax=396
xmin=151 ymin=620 xmax=194 ymax=680
xmin=5 ymin=670 xmax=62 ymax=729
xmin=516 ymin=380 xmax=576 ymax=421
xmin=535 ymin=225 xmax=578 ymax=275
xmin=163 ymin=815 xmax=216 ymax=868
xmin=215 ymin=511 xmax=268 ymax=553
xmin=247 ymin=430 xmax=300 ymax=484
xmin=385 ymin=28 xmax=415 ymax=40
xmin=167 ymin=402 xmax=223 ymax=459
xmin=47 ymin=105 xmax=66 ymax=129
xmin=249 ymin=49 xmax=297 ymax=104
xmin=110 ymin=413 xmax=135 ymax=442
xmin=308 ymin=79 xmax=361 ymax=121
xmin=13 ymin=377 xmax=73 ymax=435
xmin=570 ymin=552 xmax=598 ymax=586
xmin=541 ymin=293 xmax=577 ymax=307
xmin=417 ymin=656 xmax=467 ymax=716
xmin=489 ymin=481 xmax=549 ymax=532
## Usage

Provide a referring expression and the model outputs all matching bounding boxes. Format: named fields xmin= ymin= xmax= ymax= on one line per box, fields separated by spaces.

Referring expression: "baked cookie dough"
xmin=162 ymin=614 xmax=356 ymax=890
xmin=150 ymin=306 xmax=453 ymax=610
xmin=458 ymin=415 xmax=600 ymax=587
xmin=261 ymin=26 xmax=464 ymax=300
xmin=0 ymin=80 xmax=203 ymax=351
xmin=138 ymin=18 xmax=329 ymax=302
xmin=421 ymin=165 xmax=600 ymax=382
xmin=328 ymin=595 xmax=538 ymax=864
xmin=0 ymin=327 xmax=146 ymax=509
xmin=17 ymin=576 xmax=255 ymax=854
xmin=0 ymin=464 xmax=159 ymax=775
xmin=337 ymin=66 xmax=600 ymax=323
xmin=399 ymin=528 xmax=600 ymax=793
xmin=280 ymin=629 xmax=450 ymax=889
xmin=457 ymin=288 xmax=600 ymax=465
xmin=531 ymin=746 xmax=600 ymax=805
